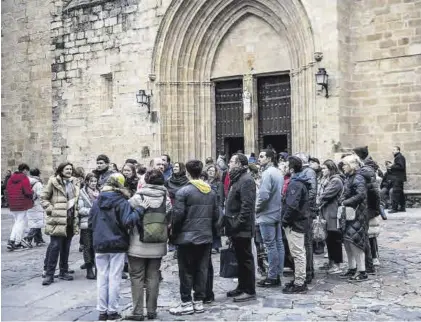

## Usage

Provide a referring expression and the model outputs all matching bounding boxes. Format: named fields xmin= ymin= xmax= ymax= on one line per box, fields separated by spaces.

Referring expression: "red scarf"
xmin=224 ymin=172 xmax=231 ymax=197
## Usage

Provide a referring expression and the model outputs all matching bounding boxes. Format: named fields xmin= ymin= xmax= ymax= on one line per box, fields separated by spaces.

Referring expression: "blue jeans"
xmin=259 ymin=222 xmax=285 ymax=280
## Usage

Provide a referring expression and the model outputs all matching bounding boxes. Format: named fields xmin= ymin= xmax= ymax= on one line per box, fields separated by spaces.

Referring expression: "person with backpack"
xmin=125 ymin=169 xmax=172 ymax=321
xmin=6 ymin=163 xmax=34 ymax=251
xmin=89 ymin=173 xmax=148 ymax=321
xmin=25 ymin=168 xmax=46 ymax=247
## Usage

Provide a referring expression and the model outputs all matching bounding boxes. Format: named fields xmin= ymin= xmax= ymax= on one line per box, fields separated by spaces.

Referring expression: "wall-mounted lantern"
xmin=136 ymin=90 xmax=153 ymax=113
xmin=315 ymin=68 xmax=329 ymax=98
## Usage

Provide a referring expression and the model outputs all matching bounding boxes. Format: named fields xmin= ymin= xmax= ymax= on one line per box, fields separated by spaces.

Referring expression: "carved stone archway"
xmin=152 ymin=0 xmax=316 ymax=161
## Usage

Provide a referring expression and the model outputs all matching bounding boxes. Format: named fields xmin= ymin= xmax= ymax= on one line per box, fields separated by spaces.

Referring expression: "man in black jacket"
xmin=282 ymin=156 xmax=310 ymax=294
xmin=388 ymin=146 xmax=407 ymax=213
xmin=170 ymin=160 xmax=219 ymax=316
xmin=223 ymin=153 xmax=257 ymax=302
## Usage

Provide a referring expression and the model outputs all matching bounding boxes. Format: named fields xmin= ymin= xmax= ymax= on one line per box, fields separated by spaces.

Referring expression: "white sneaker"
xmin=324 ymin=253 xmax=328 ymax=258
xmin=169 ymin=302 xmax=194 ymax=316
xmin=328 ymin=264 xmax=342 ymax=274
xmin=373 ymin=258 xmax=380 ymax=266
xmin=193 ymin=301 xmax=204 ymax=313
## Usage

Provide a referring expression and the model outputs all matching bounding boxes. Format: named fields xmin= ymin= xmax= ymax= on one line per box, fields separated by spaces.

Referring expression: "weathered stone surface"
xmin=1 ymin=0 xmax=420 ymax=188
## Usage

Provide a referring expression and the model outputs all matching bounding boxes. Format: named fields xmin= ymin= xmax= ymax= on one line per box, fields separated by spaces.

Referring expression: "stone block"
xmin=380 ymin=39 xmax=396 ymax=48
xmin=75 ymin=39 xmax=87 ymax=46
xmin=92 ymin=20 xmax=104 ymax=29
xmin=78 ymin=45 xmax=91 ymax=53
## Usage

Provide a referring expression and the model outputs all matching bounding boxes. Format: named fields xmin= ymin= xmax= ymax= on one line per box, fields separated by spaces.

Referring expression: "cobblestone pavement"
xmin=2 ymin=208 xmax=421 ymax=321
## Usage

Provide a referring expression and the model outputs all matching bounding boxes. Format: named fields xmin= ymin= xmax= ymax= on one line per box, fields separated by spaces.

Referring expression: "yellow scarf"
xmin=190 ymin=179 xmax=211 ymax=194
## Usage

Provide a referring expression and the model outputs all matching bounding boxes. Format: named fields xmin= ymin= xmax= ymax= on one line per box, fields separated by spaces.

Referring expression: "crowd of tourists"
xmin=3 ymin=145 xmax=407 ymax=320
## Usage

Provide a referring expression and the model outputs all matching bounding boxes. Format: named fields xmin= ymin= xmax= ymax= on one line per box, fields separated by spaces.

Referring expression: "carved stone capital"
xmin=314 ymin=52 xmax=323 ymax=62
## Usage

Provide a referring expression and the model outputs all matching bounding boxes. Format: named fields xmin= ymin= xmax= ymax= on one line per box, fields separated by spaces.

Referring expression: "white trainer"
xmin=193 ymin=301 xmax=204 ymax=313
xmin=373 ymin=258 xmax=380 ymax=266
xmin=169 ymin=302 xmax=194 ymax=316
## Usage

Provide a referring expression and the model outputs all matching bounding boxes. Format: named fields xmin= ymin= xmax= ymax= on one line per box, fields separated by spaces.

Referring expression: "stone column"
xmin=243 ymin=72 xmax=258 ymax=155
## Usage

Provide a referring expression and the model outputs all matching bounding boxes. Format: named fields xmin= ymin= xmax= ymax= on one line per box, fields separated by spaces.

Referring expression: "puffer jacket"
xmin=78 ymin=187 xmax=96 ymax=230
xmin=224 ymin=172 xmax=256 ymax=238
xmin=319 ymin=174 xmax=344 ymax=232
xmin=128 ymin=184 xmax=172 ymax=258
xmin=40 ymin=176 xmax=80 ymax=237
xmin=340 ymin=171 xmax=367 ymax=250
xmin=172 ymin=182 xmax=219 ymax=245
xmin=6 ymin=172 xmax=33 ymax=211
xmin=27 ymin=176 xmax=44 ymax=229
xmin=359 ymin=165 xmax=381 ymax=220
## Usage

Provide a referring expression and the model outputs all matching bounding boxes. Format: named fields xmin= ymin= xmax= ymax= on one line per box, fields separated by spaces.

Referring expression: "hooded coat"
xmin=6 ymin=172 xmax=33 ymax=211
xmin=27 ymin=176 xmax=44 ymax=229
xmin=298 ymin=167 xmax=317 ymax=218
xmin=128 ymin=184 xmax=172 ymax=258
xmin=340 ymin=170 xmax=367 ymax=250
xmin=318 ymin=174 xmax=344 ymax=232
xmin=172 ymin=181 xmax=219 ymax=245
xmin=282 ymin=173 xmax=310 ymax=233
xmin=89 ymin=191 xmax=142 ymax=253
xmin=40 ymin=176 xmax=80 ymax=237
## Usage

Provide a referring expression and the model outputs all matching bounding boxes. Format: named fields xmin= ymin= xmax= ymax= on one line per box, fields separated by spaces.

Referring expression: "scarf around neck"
xmin=169 ymin=173 xmax=189 ymax=187
xmin=86 ymin=186 xmax=99 ymax=202
xmin=229 ymin=166 xmax=248 ymax=186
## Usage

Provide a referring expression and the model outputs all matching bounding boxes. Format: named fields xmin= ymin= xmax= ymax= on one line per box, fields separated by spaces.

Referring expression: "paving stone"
xmin=262 ymin=297 xmax=292 ymax=309
xmin=3 ymin=209 xmax=421 ymax=321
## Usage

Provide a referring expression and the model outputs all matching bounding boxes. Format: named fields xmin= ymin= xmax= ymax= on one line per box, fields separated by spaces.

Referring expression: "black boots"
xmin=86 ymin=266 xmax=96 ymax=280
xmin=42 ymin=275 xmax=54 ymax=286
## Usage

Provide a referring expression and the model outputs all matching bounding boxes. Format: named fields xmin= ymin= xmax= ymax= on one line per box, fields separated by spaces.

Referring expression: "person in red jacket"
xmin=6 ymin=163 xmax=33 ymax=251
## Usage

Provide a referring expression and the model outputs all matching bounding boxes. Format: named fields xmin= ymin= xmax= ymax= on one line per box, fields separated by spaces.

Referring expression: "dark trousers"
xmin=391 ymin=180 xmax=405 ymax=210
xmin=282 ymin=228 xmax=294 ymax=269
xmin=231 ymin=237 xmax=256 ymax=295
xmin=177 ymin=243 xmax=211 ymax=302
xmin=205 ymin=249 xmax=214 ymax=300
xmin=80 ymin=229 xmax=95 ymax=266
xmin=304 ymin=218 xmax=314 ymax=278
xmin=44 ymin=227 xmax=73 ymax=276
xmin=369 ymin=237 xmax=379 ymax=259
xmin=26 ymin=228 xmax=43 ymax=243
xmin=326 ymin=231 xmax=343 ymax=264
xmin=364 ymin=224 xmax=373 ymax=270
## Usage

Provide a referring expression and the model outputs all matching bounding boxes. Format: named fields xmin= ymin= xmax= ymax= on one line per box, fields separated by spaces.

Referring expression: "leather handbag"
xmin=219 ymin=243 xmax=238 ymax=278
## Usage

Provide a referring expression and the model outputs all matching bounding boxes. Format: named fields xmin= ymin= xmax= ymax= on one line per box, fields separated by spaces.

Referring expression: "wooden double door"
xmin=214 ymin=74 xmax=291 ymax=157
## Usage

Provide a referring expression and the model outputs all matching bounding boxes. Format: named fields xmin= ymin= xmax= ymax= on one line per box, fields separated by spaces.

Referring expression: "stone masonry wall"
xmin=1 ymin=0 xmax=53 ymax=179
xmin=347 ymin=0 xmax=421 ymax=189
xmin=50 ymin=0 xmax=168 ymax=171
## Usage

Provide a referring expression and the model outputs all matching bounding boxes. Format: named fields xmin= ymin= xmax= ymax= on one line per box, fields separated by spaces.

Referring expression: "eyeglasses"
xmin=258 ymin=155 xmax=265 ymax=159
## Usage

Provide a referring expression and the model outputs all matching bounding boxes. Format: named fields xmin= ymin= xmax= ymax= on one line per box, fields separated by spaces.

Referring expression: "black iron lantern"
xmin=315 ymin=68 xmax=329 ymax=98
xmin=136 ymin=90 xmax=152 ymax=113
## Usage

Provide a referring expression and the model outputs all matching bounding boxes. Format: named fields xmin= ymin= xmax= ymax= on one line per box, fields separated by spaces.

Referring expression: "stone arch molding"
xmin=152 ymin=0 xmax=317 ymax=161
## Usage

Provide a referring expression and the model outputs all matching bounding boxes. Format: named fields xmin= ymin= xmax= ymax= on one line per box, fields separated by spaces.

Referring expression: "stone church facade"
xmin=2 ymin=0 xmax=421 ymax=187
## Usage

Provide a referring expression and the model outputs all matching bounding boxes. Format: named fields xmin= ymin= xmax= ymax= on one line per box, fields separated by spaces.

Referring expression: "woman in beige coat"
xmin=41 ymin=162 xmax=80 ymax=286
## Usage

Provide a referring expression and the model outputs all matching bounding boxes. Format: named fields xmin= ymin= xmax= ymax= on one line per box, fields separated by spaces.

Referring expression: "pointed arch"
xmin=151 ymin=0 xmax=317 ymax=161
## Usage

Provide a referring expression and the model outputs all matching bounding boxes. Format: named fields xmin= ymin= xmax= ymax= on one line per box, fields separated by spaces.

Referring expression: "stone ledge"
xmin=63 ymin=0 xmax=109 ymax=12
